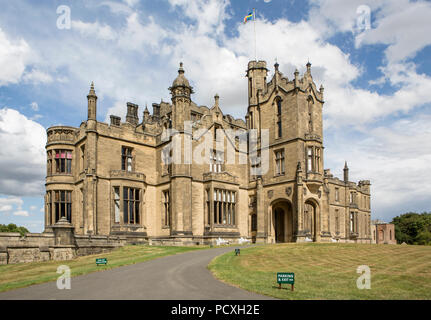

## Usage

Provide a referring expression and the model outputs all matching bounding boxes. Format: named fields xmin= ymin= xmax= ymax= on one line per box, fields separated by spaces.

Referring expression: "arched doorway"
xmin=271 ymin=200 xmax=294 ymax=243
xmin=304 ymin=200 xmax=318 ymax=241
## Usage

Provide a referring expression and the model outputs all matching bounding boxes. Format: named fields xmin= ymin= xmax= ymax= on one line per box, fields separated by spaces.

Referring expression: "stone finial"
xmin=294 ymin=68 xmax=299 ymax=78
xmin=178 ymin=62 xmax=184 ymax=74
xmin=214 ymin=93 xmax=219 ymax=107
xmin=306 ymin=61 xmax=311 ymax=73
xmin=274 ymin=58 xmax=279 ymax=72
xmin=88 ymin=81 xmax=96 ymax=96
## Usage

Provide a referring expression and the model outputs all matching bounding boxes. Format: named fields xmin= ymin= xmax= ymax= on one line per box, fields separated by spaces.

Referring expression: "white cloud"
xmin=0 ymin=108 xmax=46 ymax=196
xmin=30 ymin=205 xmax=37 ymax=211
xmin=0 ymin=196 xmax=24 ymax=214
xmin=72 ymin=20 xmax=117 ymax=41
xmin=13 ymin=210 xmax=29 ymax=217
xmin=168 ymin=0 xmax=230 ymax=36
xmin=0 ymin=28 xmax=31 ymax=86
xmin=325 ymin=113 xmax=431 ymax=220
xmin=355 ymin=0 xmax=431 ymax=64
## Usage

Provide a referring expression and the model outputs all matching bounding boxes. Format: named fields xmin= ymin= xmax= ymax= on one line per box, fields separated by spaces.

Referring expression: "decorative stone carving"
xmin=47 ymin=127 xmax=77 ymax=143
xmin=203 ymin=171 xmax=238 ymax=184
xmin=285 ymin=187 xmax=292 ymax=196
xmin=303 ymin=187 xmax=307 ymax=196
xmin=267 ymin=190 xmax=273 ymax=199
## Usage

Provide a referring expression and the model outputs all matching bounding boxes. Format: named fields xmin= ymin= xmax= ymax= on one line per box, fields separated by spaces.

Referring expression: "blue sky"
xmin=0 ymin=0 xmax=430 ymax=232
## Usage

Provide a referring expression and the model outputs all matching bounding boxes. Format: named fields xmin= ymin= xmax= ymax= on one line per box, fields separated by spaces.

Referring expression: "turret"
xmin=169 ymin=62 xmax=193 ymax=131
xmin=246 ymin=60 xmax=268 ymax=106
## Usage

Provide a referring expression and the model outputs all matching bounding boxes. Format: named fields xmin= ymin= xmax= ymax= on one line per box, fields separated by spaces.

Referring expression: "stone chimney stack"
xmin=126 ymin=102 xmax=139 ymax=125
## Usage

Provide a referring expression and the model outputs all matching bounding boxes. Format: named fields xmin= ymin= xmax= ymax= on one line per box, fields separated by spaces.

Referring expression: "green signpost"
xmin=96 ymin=258 xmax=108 ymax=265
xmin=277 ymin=272 xmax=295 ymax=291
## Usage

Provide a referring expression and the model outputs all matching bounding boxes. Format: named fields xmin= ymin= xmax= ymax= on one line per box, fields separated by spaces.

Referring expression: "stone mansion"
xmin=44 ymin=61 xmax=372 ymax=244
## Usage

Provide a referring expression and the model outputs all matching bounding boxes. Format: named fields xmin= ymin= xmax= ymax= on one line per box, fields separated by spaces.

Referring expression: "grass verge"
xmin=208 ymin=243 xmax=431 ymax=300
xmin=0 ymin=245 xmax=207 ymax=293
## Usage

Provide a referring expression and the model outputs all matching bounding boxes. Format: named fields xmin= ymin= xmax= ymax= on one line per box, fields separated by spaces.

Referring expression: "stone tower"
xmin=246 ymin=60 xmax=326 ymax=243
xmin=167 ymin=62 xmax=194 ymax=239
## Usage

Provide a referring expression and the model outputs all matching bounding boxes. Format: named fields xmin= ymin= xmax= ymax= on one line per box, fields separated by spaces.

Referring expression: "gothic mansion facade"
xmin=44 ymin=61 xmax=372 ymax=244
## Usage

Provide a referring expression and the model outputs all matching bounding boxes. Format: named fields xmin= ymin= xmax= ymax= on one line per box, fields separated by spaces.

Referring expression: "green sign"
xmin=96 ymin=258 xmax=107 ymax=265
xmin=277 ymin=272 xmax=294 ymax=284
xmin=235 ymin=248 xmax=240 ymax=256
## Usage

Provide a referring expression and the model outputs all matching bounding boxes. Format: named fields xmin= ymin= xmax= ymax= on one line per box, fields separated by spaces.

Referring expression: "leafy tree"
xmin=391 ymin=212 xmax=431 ymax=245
xmin=0 ymin=223 xmax=29 ymax=236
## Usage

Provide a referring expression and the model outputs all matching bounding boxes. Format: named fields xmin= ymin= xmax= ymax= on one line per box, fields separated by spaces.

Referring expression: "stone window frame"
xmin=162 ymin=189 xmax=170 ymax=228
xmin=123 ymin=187 xmax=141 ymax=225
xmin=314 ymin=147 xmax=321 ymax=172
xmin=47 ymin=150 xmax=53 ymax=176
xmin=121 ymin=146 xmax=134 ymax=172
xmin=80 ymin=144 xmax=86 ymax=173
xmin=274 ymin=148 xmax=285 ymax=176
xmin=335 ymin=209 xmax=340 ymax=234
xmin=209 ymin=149 xmax=223 ymax=173
xmin=113 ymin=186 xmax=121 ymax=224
xmin=335 ymin=187 xmax=339 ymax=202
xmin=212 ymin=188 xmax=236 ymax=227
xmin=53 ymin=149 xmax=73 ymax=175
xmin=306 ymin=146 xmax=313 ymax=173
xmin=50 ymin=190 xmax=72 ymax=223
xmin=274 ymin=97 xmax=283 ymax=139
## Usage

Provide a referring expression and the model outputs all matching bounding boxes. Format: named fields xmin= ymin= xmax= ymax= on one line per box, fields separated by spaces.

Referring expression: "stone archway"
xmin=271 ymin=200 xmax=294 ymax=243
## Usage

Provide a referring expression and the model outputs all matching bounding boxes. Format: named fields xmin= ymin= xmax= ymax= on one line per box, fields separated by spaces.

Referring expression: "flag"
xmin=244 ymin=11 xmax=253 ymax=23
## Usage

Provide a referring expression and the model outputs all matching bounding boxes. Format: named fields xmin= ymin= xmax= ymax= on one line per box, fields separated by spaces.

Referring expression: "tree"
xmin=391 ymin=212 xmax=431 ymax=245
xmin=0 ymin=223 xmax=29 ymax=236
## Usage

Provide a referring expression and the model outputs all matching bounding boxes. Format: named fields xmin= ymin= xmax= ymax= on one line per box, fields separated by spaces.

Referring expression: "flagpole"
xmin=253 ymin=8 xmax=257 ymax=61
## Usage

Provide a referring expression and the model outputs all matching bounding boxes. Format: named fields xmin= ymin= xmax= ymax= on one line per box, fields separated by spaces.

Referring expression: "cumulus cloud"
xmin=0 ymin=108 xmax=46 ymax=196
xmin=0 ymin=28 xmax=30 ymax=86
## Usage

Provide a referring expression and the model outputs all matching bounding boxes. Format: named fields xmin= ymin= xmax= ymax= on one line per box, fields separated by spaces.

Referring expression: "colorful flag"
xmin=244 ymin=11 xmax=253 ymax=23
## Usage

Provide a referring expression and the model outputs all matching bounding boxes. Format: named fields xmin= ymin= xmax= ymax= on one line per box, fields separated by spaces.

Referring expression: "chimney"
xmin=126 ymin=102 xmax=139 ymax=125
xmin=110 ymin=115 xmax=121 ymax=126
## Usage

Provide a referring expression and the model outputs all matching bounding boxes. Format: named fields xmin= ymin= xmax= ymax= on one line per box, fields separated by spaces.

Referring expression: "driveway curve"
xmin=0 ymin=246 xmax=273 ymax=300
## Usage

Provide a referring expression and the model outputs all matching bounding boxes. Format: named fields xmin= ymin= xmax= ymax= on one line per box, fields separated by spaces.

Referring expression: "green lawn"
xmin=208 ymin=243 xmax=431 ymax=300
xmin=0 ymin=245 xmax=207 ymax=293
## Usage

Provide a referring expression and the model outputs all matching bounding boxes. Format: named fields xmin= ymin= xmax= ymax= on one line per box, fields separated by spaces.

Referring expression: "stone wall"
xmin=0 ymin=231 xmax=128 ymax=265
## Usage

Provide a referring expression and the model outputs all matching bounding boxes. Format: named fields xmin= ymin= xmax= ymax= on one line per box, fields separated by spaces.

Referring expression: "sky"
xmin=0 ymin=0 xmax=430 ymax=232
